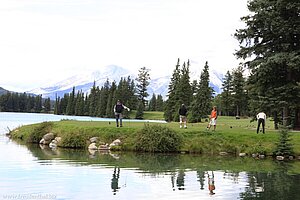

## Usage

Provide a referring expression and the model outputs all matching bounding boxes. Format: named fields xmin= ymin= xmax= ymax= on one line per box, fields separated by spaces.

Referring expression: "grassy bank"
xmin=10 ymin=115 xmax=300 ymax=156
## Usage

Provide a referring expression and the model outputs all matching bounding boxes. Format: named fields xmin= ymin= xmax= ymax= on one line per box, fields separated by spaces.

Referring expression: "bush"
xmin=28 ymin=121 xmax=54 ymax=143
xmin=135 ymin=124 xmax=182 ymax=152
xmin=60 ymin=131 xmax=87 ymax=148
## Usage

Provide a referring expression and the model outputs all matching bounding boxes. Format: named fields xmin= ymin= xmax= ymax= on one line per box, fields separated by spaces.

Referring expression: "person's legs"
xmin=262 ymin=119 xmax=265 ymax=133
xmin=115 ymin=113 xmax=120 ymax=127
xmin=212 ymin=119 xmax=216 ymax=131
xmin=179 ymin=116 xmax=183 ymax=128
xmin=257 ymin=118 xmax=262 ymax=133
xmin=183 ymin=116 xmax=187 ymax=128
xmin=119 ymin=113 xmax=123 ymax=127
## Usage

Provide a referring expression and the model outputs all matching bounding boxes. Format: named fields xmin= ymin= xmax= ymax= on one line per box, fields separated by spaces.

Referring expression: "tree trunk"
xmin=274 ymin=111 xmax=278 ymax=130
xmin=283 ymin=107 xmax=290 ymax=127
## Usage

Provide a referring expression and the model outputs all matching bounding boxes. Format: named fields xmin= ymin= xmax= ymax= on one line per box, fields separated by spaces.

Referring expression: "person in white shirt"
xmin=256 ymin=112 xmax=266 ymax=133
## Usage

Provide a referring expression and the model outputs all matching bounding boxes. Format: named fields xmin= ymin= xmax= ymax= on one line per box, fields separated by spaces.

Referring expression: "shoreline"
xmin=8 ymin=117 xmax=300 ymax=160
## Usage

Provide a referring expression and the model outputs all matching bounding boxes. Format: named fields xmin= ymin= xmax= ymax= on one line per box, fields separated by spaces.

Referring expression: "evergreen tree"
xmin=221 ymin=70 xmax=234 ymax=116
xmin=234 ymin=0 xmax=300 ymax=128
xmin=54 ymin=94 xmax=61 ymax=115
xmin=156 ymin=94 xmax=164 ymax=111
xmin=34 ymin=95 xmax=43 ymax=113
xmin=178 ymin=60 xmax=192 ymax=107
xmin=190 ymin=61 xmax=213 ymax=122
xmin=164 ymin=58 xmax=181 ymax=121
xmin=135 ymin=67 xmax=150 ymax=119
xmin=148 ymin=93 xmax=157 ymax=111
xmin=231 ymin=66 xmax=247 ymax=116
xmin=136 ymin=67 xmax=150 ymax=108
xmin=66 ymin=87 xmax=75 ymax=115
xmin=88 ymin=81 xmax=98 ymax=117
xmin=99 ymin=79 xmax=110 ymax=117
xmin=43 ymin=97 xmax=51 ymax=113
xmin=135 ymin=101 xmax=144 ymax=119
xmin=106 ymin=81 xmax=117 ymax=118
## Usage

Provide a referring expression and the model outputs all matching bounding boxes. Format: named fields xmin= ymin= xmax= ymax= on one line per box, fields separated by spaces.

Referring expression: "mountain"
xmin=28 ymin=65 xmax=134 ymax=99
xmin=28 ymin=65 xmax=224 ymax=100
xmin=0 ymin=87 xmax=9 ymax=95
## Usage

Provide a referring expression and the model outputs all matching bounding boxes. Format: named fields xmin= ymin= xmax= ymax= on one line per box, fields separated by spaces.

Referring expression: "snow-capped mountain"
xmin=28 ymin=65 xmax=224 ymax=100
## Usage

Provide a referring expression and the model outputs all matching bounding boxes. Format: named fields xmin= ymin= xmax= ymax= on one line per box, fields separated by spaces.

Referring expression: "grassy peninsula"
xmin=10 ymin=112 xmax=300 ymax=157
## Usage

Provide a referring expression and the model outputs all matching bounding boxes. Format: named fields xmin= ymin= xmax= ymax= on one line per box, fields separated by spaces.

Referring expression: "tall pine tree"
xmin=190 ymin=61 xmax=213 ymax=122
xmin=234 ymin=0 xmax=300 ymax=128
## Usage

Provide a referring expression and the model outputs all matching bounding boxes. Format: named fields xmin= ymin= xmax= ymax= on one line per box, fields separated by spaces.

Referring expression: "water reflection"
xmin=111 ymin=166 xmax=120 ymax=195
xmin=207 ymin=171 xmax=215 ymax=195
xmin=2 ymin=136 xmax=300 ymax=200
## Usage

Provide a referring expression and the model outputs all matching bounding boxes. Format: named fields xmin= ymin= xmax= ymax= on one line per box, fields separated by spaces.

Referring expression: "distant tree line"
xmin=54 ymin=75 xmax=164 ymax=119
xmin=0 ymin=92 xmax=51 ymax=113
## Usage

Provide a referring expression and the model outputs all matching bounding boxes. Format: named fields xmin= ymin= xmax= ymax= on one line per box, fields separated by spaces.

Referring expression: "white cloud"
xmin=0 ymin=0 xmax=249 ymax=92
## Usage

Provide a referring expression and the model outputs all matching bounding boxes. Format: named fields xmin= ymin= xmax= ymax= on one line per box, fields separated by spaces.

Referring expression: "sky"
xmin=0 ymin=0 xmax=249 ymax=92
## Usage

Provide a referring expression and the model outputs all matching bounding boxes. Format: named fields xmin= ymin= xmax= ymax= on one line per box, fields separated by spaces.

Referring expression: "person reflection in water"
xmin=176 ymin=170 xmax=185 ymax=190
xmin=208 ymin=171 xmax=215 ymax=195
xmin=111 ymin=167 xmax=120 ymax=195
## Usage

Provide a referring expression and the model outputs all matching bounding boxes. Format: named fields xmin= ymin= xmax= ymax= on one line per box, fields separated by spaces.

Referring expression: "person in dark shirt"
xmin=179 ymin=104 xmax=188 ymax=129
xmin=113 ymin=100 xmax=130 ymax=127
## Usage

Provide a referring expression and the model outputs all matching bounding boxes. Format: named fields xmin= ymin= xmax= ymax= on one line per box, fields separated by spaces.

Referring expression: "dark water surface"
xmin=0 ymin=112 xmax=299 ymax=200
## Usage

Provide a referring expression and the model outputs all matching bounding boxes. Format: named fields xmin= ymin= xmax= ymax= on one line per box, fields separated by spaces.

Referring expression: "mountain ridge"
xmin=27 ymin=65 xmax=224 ymax=100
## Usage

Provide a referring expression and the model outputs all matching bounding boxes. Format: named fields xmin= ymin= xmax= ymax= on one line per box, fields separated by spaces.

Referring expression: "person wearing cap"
xmin=256 ymin=111 xmax=266 ymax=133
xmin=178 ymin=104 xmax=188 ymax=129
xmin=114 ymin=100 xmax=130 ymax=127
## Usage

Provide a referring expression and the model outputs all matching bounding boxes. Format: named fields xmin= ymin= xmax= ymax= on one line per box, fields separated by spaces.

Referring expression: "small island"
xmin=9 ymin=115 xmax=300 ymax=161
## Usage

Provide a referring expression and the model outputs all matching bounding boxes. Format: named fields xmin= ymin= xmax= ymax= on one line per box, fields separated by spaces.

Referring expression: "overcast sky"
xmin=0 ymin=0 xmax=249 ymax=92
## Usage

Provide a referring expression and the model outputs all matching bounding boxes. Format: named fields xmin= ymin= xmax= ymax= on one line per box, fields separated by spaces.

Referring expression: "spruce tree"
xmin=164 ymin=58 xmax=181 ymax=121
xmin=136 ymin=67 xmax=150 ymax=108
xmin=221 ymin=70 xmax=233 ymax=116
xmin=156 ymin=94 xmax=164 ymax=112
xmin=135 ymin=67 xmax=150 ymax=119
xmin=190 ymin=61 xmax=213 ymax=122
xmin=88 ymin=81 xmax=97 ymax=117
xmin=148 ymin=93 xmax=157 ymax=111
xmin=234 ymin=0 xmax=300 ymax=128
xmin=66 ymin=87 xmax=75 ymax=115
xmin=231 ymin=66 xmax=247 ymax=117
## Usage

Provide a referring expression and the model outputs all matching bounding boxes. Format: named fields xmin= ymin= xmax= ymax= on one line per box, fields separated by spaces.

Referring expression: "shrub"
xmin=60 ymin=131 xmax=87 ymax=148
xmin=135 ymin=124 xmax=182 ymax=152
xmin=28 ymin=121 xmax=54 ymax=143
xmin=273 ymin=128 xmax=294 ymax=157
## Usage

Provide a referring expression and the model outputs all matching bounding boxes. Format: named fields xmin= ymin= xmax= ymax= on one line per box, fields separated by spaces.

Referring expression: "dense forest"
xmin=0 ymin=92 xmax=51 ymax=113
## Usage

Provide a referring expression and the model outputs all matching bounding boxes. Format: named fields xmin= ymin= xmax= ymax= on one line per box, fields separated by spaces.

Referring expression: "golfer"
xmin=256 ymin=112 xmax=266 ymax=133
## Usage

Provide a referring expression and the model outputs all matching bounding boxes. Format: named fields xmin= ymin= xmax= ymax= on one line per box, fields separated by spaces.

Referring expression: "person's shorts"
xmin=209 ymin=118 xmax=216 ymax=126
xmin=180 ymin=115 xmax=187 ymax=122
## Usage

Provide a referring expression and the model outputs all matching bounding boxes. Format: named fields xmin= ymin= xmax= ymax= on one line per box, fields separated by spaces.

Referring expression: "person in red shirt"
xmin=207 ymin=106 xmax=217 ymax=131
xmin=208 ymin=171 xmax=215 ymax=195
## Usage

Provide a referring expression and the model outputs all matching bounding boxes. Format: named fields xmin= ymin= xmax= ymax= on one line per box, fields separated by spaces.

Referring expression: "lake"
xmin=0 ymin=112 xmax=299 ymax=200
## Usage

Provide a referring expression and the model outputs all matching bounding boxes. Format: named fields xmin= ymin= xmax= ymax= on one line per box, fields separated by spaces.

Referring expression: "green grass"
xmin=10 ymin=114 xmax=300 ymax=156
xmin=129 ymin=110 xmax=165 ymax=120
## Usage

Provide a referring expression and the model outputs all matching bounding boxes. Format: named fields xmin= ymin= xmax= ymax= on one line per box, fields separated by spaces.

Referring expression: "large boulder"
xmin=109 ymin=139 xmax=121 ymax=147
xmin=88 ymin=143 xmax=98 ymax=150
xmin=39 ymin=133 xmax=55 ymax=145
xmin=89 ymin=137 xmax=99 ymax=144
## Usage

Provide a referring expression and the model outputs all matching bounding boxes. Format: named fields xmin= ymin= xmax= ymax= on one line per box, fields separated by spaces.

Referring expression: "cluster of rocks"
xmin=39 ymin=132 xmax=61 ymax=149
xmin=88 ymin=137 xmax=122 ymax=151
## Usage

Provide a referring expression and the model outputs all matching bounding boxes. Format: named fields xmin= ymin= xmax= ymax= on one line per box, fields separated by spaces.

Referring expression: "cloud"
xmin=0 ymin=0 xmax=249 ymax=91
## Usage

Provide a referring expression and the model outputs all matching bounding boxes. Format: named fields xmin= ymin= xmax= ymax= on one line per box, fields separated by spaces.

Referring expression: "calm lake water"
xmin=0 ymin=112 xmax=299 ymax=200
